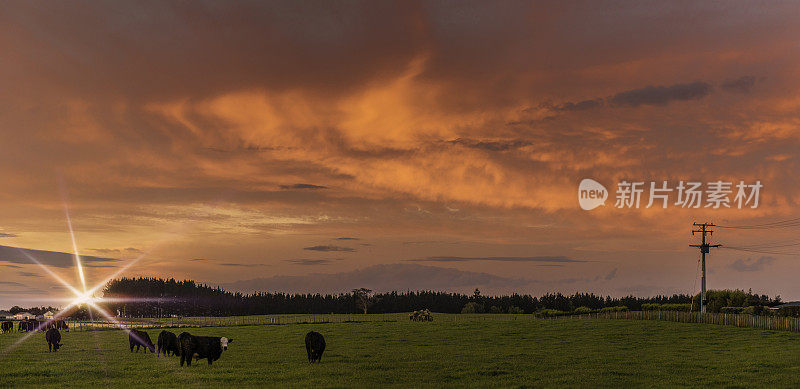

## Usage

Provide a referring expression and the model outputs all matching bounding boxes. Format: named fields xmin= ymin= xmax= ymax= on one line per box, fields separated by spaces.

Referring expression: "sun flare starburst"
xmin=0 ymin=204 xmax=156 ymax=357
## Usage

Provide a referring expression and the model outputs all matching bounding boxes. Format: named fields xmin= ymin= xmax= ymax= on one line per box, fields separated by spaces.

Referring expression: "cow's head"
xmin=220 ymin=337 xmax=232 ymax=350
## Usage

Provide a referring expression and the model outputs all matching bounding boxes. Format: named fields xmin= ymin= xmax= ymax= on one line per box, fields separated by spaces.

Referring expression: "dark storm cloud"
xmin=408 ymin=256 xmax=586 ymax=263
xmin=0 ymin=245 xmax=121 ymax=268
xmin=722 ymin=76 xmax=758 ymax=93
xmin=218 ymin=263 xmax=265 ymax=268
xmin=89 ymin=248 xmax=121 ymax=254
xmin=447 ymin=138 xmax=532 ymax=152
xmin=285 ymin=259 xmax=336 ymax=265
xmin=609 ymin=81 xmax=712 ymax=107
xmin=190 ymin=258 xmax=264 ymax=267
xmin=0 ymin=290 xmax=47 ymax=295
xmin=279 ymin=184 xmax=328 ymax=190
xmin=334 ymin=237 xmax=359 ymax=240
xmin=0 ymin=232 xmax=18 ymax=238
xmin=540 ymin=81 xmax=714 ymax=115
xmin=0 ymin=1 xmax=429 ymax=101
xmin=729 ymin=256 xmax=775 ymax=272
xmin=303 ymin=245 xmax=356 ymax=252
xmin=18 ymin=272 xmax=42 ymax=278
xmin=0 ymin=281 xmax=25 ymax=287
xmin=545 ymin=99 xmax=604 ymax=112
xmin=604 ymin=268 xmax=618 ymax=281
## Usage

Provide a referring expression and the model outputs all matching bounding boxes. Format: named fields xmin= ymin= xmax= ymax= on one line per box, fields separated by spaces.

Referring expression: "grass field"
xmin=2 ymin=317 xmax=800 ymax=388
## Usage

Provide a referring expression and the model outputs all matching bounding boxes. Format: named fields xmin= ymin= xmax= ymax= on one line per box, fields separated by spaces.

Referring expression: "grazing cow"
xmin=305 ymin=331 xmax=326 ymax=363
xmin=18 ymin=320 xmax=34 ymax=332
xmin=55 ymin=320 xmax=69 ymax=331
xmin=178 ymin=332 xmax=233 ymax=366
xmin=1 ymin=321 xmax=12 ymax=333
xmin=157 ymin=330 xmax=180 ymax=357
xmin=45 ymin=328 xmax=62 ymax=352
xmin=129 ymin=329 xmax=155 ymax=353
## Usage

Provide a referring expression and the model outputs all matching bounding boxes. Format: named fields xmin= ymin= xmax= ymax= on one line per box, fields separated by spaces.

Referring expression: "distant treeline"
xmin=5 ymin=278 xmax=785 ymax=319
xmin=5 ymin=306 xmax=59 ymax=316
xmin=82 ymin=277 xmax=698 ymax=317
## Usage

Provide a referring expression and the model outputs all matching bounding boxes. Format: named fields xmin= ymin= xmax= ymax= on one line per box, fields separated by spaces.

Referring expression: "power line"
xmin=717 ymin=217 xmax=800 ymax=230
xmin=721 ymin=246 xmax=800 ymax=256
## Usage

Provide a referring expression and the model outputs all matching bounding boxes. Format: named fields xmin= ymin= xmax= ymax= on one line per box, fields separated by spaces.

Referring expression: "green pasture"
xmin=2 ymin=317 xmax=800 ymax=387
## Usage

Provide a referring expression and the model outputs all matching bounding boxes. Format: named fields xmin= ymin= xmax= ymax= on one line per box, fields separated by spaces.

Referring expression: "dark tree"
xmin=352 ymin=288 xmax=374 ymax=314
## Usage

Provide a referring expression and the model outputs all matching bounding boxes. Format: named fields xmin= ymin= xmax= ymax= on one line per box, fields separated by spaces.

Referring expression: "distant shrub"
xmin=660 ymin=304 xmax=690 ymax=312
xmin=507 ymin=306 xmax=524 ymax=314
xmin=535 ymin=309 xmax=570 ymax=318
xmin=690 ymin=289 xmax=780 ymax=313
xmin=489 ymin=306 xmax=503 ymax=314
xmin=642 ymin=303 xmax=689 ymax=312
xmin=741 ymin=305 xmax=774 ymax=316
xmin=409 ymin=309 xmax=433 ymax=322
xmin=720 ymin=306 xmax=744 ymax=314
xmin=600 ymin=306 xmax=628 ymax=313
xmin=574 ymin=306 xmax=593 ymax=314
xmin=461 ymin=302 xmax=485 ymax=314
xmin=776 ymin=306 xmax=800 ymax=318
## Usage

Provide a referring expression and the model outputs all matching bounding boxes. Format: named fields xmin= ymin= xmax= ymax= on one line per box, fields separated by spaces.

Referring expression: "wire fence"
xmin=28 ymin=313 xmax=531 ymax=331
xmin=555 ymin=310 xmax=800 ymax=332
xmin=9 ymin=311 xmax=800 ymax=333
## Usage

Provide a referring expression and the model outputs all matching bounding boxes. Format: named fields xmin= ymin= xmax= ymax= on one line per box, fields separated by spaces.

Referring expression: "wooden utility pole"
xmin=690 ymin=222 xmax=721 ymax=313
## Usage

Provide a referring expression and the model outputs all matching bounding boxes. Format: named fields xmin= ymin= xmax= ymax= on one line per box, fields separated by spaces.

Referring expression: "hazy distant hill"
xmin=221 ymin=263 xmax=531 ymax=294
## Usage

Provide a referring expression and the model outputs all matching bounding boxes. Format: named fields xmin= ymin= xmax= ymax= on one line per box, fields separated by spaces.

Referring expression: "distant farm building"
xmin=770 ymin=302 xmax=800 ymax=310
xmin=41 ymin=311 xmax=56 ymax=320
xmin=0 ymin=310 xmax=10 ymax=319
xmin=13 ymin=312 xmax=35 ymax=320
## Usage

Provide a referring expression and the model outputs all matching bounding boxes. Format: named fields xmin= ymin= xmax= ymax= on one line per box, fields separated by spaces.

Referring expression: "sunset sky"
xmin=2 ymin=1 xmax=800 ymax=307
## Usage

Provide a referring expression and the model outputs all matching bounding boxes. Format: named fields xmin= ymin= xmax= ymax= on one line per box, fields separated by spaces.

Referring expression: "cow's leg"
xmin=180 ymin=353 xmax=185 ymax=366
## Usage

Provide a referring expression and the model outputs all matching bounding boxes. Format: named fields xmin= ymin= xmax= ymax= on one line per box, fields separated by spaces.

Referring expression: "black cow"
xmin=1 ymin=321 xmax=12 ymax=333
xmin=178 ymin=332 xmax=233 ymax=366
xmin=55 ymin=320 xmax=69 ymax=331
xmin=157 ymin=330 xmax=180 ymax=357
xmin=305 ymin=331 xmax=326 ymax=363
xmin=129 ymin=329 xmax=155 ymax=353
xmin=45 ymin=328 xmax=62 ymax=352
xmin=18 ymin=320 xmax=34 ymax=332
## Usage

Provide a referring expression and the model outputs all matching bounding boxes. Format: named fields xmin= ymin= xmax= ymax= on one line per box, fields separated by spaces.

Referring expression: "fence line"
xmin=558 ymin=310 xmax=800 ymax=332
xmin=51 ymin=312 xmax=532 ymax=331
xmin=22 ymin=311 xmax=796 ymax=333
